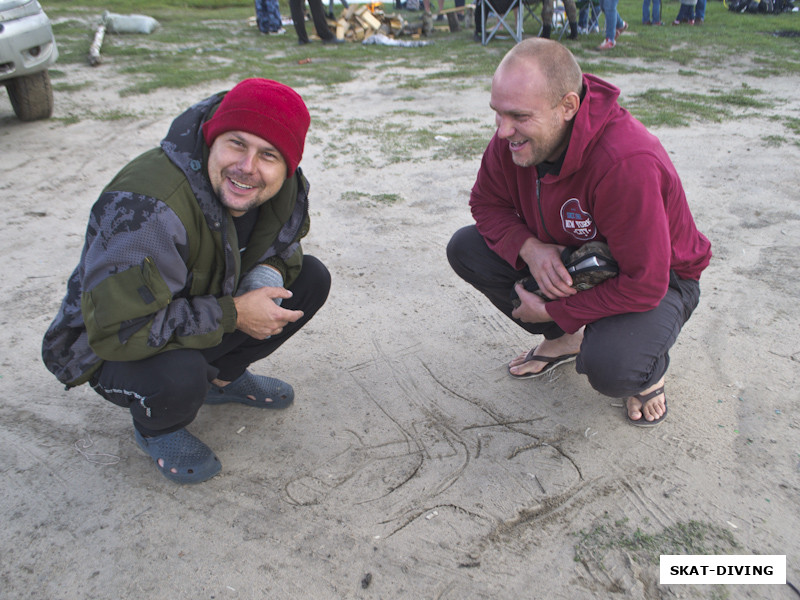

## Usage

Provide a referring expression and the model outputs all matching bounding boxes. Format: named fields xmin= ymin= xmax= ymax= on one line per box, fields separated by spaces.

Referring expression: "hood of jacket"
xmin=159 ymin=91 xmax=229 ymax=233
xmin=557 ymin=73 xmax=624 ymax=181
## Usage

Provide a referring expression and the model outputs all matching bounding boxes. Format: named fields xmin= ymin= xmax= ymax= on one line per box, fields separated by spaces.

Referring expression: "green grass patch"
xmin=44 ymin=0 xmax=800 ymax=96
xmin=52 ymin=81 xmax=92 ymax=92
xmin=624 ymin=82 xmax=770 ymax=127
xmin=41 ymin=0 xmax=800 ymax=144
xmin=761 ymin=134 xmax=786 ymax=147
xmin=574 ymin=515 xmax=739 ymax=569
xmin=785 ymin=116 xmax=800 ymax=135
xmin=341 ymin=191 xmax=402 ymax=205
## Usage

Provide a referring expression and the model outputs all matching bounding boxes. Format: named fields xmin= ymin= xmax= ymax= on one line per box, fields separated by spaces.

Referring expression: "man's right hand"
xmin=519 ymin=237 xmax=577 ymax=300
xmin=233 ymin=287 xmax=303 ymax=339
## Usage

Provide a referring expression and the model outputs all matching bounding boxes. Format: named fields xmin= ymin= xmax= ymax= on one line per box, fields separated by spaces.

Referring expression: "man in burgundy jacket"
xmin=447 ymin=39 xmax=711 ymax=426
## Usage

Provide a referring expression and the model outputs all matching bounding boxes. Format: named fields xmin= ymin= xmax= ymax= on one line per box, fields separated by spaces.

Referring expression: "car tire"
xmin=6 ymin=70 xmax=54 ymax=121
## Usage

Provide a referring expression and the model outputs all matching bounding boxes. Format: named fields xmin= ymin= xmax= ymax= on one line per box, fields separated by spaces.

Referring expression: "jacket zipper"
xmin=536 ymin=176 xmax=556 ymax=243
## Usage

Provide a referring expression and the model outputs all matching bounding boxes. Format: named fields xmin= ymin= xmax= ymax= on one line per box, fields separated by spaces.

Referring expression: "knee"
xmin=446 ymin=225 xmax=477 ymax=273
xmin=578 ymin=349 xmax=648 ymax=398
xmin=124 ymin=350 xmax=211 ymax=432
xmin=304 ymin=255 xmax=331 ymax=289
xmin=284 ymin=255 xmax=331 ymax=319
xmin=300 ymin=255 xmax=331 ymax=305
xmin=159 ymin=351 xmax=211 ymax=402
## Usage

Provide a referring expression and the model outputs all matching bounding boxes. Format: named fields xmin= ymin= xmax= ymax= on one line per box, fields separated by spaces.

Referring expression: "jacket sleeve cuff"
xmin=218 ymin=295 xmax=238 ymax=333
xmin=503 ymin=228 xmax=538 ymax=270
xmin=545 ymin=301 xmax=584 ymax=335
xmin=262 ymin=257 xmax=288 ymax=282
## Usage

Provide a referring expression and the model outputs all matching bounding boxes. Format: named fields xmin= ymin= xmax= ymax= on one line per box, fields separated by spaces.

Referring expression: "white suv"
xmin=0 ymin=0 xmax=58 ymax=121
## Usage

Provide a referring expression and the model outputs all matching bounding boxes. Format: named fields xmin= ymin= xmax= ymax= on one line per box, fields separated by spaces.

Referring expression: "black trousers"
xmin=289 ymin=0 xmax=334 ymax=43
xmin=91 ymin=255 xmax=331 ymax=436
xmin=447 ymin=225 xmax=701 ymax=398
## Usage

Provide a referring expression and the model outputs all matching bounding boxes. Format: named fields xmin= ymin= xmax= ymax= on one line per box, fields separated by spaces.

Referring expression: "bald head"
xmin=490 ymin=38 xmax=584 ymax=167
xmin=497 ymin=38 xmax=583 ymax=106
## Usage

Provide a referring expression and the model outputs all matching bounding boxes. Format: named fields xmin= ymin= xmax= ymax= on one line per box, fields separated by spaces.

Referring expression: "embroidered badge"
xmin=560 ymin=198 xmax=597 ymax=241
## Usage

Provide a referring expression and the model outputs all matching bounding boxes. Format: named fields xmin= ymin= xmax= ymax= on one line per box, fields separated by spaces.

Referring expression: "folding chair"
xmin=521 ymin=0 xmax=544 ymax=36
xmin=524 ymin=0 xmax=567 ymax=38
xmin=575 ymin=0 xmax=601 ymax=33
xmin=479 ymin=0 xmax=523 ymax=45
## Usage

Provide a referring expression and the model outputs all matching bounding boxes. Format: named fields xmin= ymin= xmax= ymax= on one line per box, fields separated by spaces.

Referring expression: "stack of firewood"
xmin=328 ymin=4 xmax=429 ymax=41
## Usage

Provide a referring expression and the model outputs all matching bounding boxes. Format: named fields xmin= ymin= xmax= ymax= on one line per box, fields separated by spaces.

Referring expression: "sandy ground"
xmin=1 ymin=34 xmax=799 ymax=600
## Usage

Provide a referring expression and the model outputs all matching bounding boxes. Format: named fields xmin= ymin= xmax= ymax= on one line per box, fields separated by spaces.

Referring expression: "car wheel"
xmin=6 ymin=70 xmax=54 ymax=121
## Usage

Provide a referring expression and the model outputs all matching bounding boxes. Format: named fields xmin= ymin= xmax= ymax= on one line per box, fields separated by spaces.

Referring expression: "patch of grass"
xmin=761 ymin=134 xmax=786 ymax=147
xmin=341 ymin=191 xmax=402 ymax=205
xmin=54 ymin=114 xmax=81 ymax=125
xmin=44 ymin=0 xmax=800 ymax=98
xmin=574 ymin=515 xmax=739 ymax=569
xmin=784 ymin=116 xmax=800 ymax=136
xmin=432 ymin=130 xmax=494 ymax=160
xmin=391 ymin=109 xmax=439 ymax=118
xmin=624 ymin=82 xmax=769 ymax=127
xmin=96 ymin=109 xmax=139 ymax=120
xmin=42 ymin=0 xmax=800 ymax=144
xmin=52 ymin=81 xmax=91 ymax=93
xmin=713 ymin=82 xmax=769 ymax=108
xmin=626 ymin=88 xmax=727 ymax=127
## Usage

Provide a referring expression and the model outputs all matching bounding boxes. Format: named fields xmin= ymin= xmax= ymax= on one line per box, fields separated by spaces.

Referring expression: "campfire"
xmin=329 ymin=3 xmax=408 ymax=41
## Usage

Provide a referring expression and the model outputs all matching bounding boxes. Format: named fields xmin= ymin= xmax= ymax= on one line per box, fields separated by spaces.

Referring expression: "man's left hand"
xmin=511 ymin=282 xmax=553 ymax=323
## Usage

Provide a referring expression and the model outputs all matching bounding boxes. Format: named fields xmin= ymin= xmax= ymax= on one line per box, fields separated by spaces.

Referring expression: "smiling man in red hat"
xmin=43 ymin=78 xmax=331 ymax=484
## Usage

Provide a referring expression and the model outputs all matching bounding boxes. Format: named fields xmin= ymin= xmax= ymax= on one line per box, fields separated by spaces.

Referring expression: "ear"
xmin=560 ymin=91 xmax=581 ymax=121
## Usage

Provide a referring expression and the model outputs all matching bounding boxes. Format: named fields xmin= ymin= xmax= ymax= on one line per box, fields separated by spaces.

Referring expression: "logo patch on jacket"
xmin=560 ymin=198 xmax=596 ymax=241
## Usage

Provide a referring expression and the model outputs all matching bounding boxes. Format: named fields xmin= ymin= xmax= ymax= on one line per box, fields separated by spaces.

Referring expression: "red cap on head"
xmin=202 ymin=78 xmax=310 ymax=176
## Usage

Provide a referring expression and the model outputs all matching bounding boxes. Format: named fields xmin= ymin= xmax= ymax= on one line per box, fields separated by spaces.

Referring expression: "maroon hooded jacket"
xmin=470 ymin=73 xmax=712 ymax=334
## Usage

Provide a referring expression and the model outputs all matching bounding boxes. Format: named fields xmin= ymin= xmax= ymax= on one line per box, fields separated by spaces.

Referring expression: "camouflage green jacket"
xmin=42 ymin=91 xmax=310 ymax=387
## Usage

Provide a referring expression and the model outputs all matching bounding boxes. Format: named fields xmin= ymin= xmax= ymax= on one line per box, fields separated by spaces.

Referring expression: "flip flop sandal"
xmin=134 ymin=428 xmax=221 ymax=484
xmin=508 ymin=347 xmax=579 ymax=380
xmin=205 ymin=371 xmax=294 ymax=409
xmin=626 ymin=386 xmax=668 ymax=427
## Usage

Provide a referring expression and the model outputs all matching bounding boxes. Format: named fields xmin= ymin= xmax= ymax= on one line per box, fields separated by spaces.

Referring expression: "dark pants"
xmin=446 ymin=225 xmax=701 ymax=398
xmin=290 ymin=0 xmax=334 ymax=43
xmin=91 ymin=255 xmax=331 ymax=436
xmin=254 ymin=0 xmax=283 ymax=32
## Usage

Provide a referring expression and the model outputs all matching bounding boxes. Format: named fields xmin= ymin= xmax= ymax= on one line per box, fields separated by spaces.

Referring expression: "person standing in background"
xmin=254 ymin=0 xmax=286 ymax=34
xmin=290 ymin=0 xmax=341 ymax=44
xmin=642 ymin=0 xmax=663 ymax=25
xmin=596 ymin=0 xmax=627 ymax=50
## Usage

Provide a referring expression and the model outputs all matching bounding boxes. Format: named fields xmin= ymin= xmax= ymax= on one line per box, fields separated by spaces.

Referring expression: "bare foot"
xmin=508 ymin=327 xmax=584 ymax=377
xmin=626 ymin=377 xmax=666 ymax=423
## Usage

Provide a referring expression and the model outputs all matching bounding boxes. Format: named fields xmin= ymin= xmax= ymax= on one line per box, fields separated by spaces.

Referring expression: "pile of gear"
xmin=727 ymin=0 xmax=796 ymax=13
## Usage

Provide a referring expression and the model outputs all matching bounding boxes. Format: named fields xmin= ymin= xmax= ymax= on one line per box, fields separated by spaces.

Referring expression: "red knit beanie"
xmin=202 ymin=78 xmax=310 ymax=176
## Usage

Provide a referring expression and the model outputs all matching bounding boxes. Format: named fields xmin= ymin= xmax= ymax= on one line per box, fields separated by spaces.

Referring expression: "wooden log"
xmin=446 ymin=12 xmax=460 ymax=31
xmin=438 ymin=4 xmax=474 ymax=13
xmin=360 ymin=10 xmax=382 ymax=30
xmin=88 ymin=23 xmax=106 ymax=66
